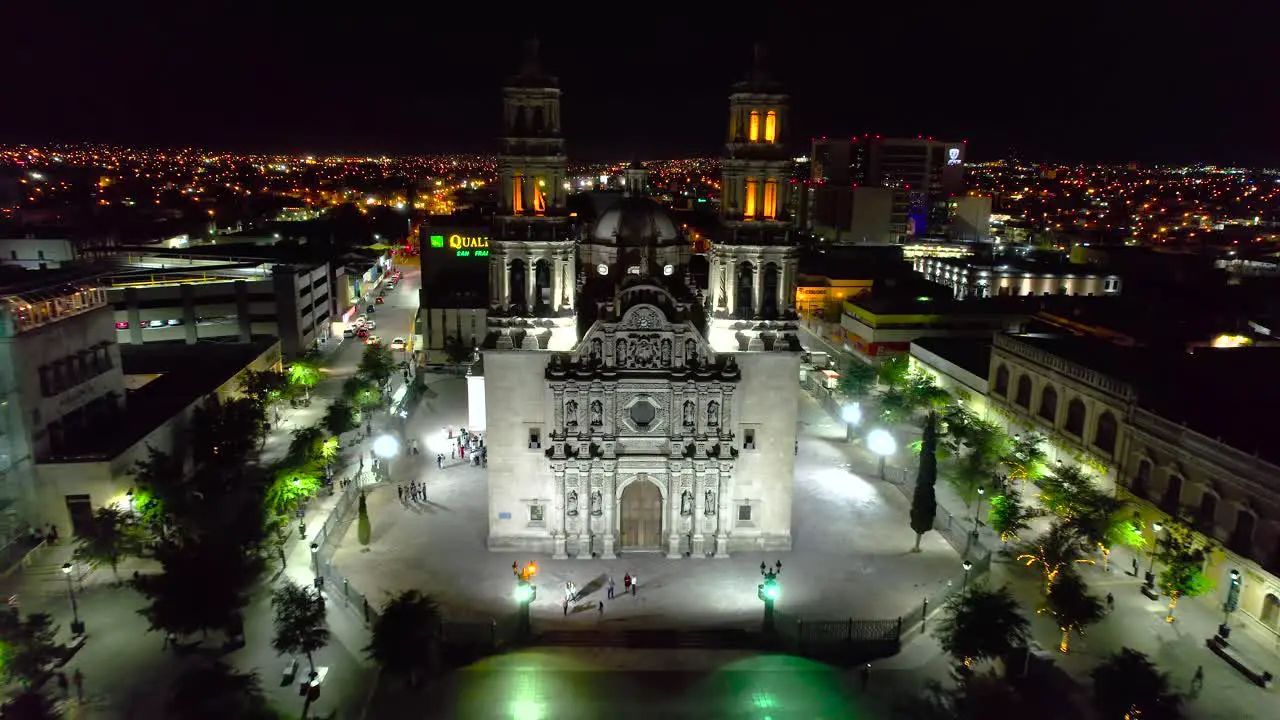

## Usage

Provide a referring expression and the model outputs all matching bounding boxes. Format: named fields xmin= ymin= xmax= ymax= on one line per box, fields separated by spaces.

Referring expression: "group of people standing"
xmin=561 ymin=573 xmax=641 ymax=617
xmin=436 ymin=426 xmax=486 ymax=469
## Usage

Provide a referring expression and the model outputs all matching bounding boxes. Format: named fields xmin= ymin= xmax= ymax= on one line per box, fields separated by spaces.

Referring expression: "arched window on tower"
xmin=748 ymin=111 xmax=760 ymax=142
xmin=763 ymin=179 xmax=778 ymax=220
xmin=764 ymin=111 xmax=778 ymax=142
xmin=532 ymin=178 xmax=547 ymax=215
xmin=512 ymin=174 xmax=525 ymax=214
xmin=744 ymin=178 xmax=758 ymax=219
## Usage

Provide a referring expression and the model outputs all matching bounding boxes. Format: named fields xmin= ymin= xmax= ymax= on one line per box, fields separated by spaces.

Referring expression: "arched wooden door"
xmin=620 ymin=480 xmax=663 ymax=550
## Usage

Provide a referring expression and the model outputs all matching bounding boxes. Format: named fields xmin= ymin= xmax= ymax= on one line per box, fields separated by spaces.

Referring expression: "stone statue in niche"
xmin=660 ymin=338 xmax=672 ymax=365
xmin=590 ymin=337 xmax=603 ymax=361
xmin=566 ymin=490 xmax=579 ymax=517
xmin=565 ymin=400 xmax=578 ymax=430
xmin=590 ymin=400 xmax=603 ymax=426
xmin=590 ymin=490 xmax=603 ymax=516
xmin=682 ymin=400 xmax=695 ymax=427
xmin=615 ymin=338 xmax=628 ymax=365
xmin=707 ymin=400 xmax=720 ymax=427
xmin=634 ymin=337 xmax=657 ymax=368
xmin=684 ymin=338 xmax=697 ymax=364
xmin=680 ymin=490 xmax=692 ymax=516
xmin=704 ymin=489 xmax=716 ymax=516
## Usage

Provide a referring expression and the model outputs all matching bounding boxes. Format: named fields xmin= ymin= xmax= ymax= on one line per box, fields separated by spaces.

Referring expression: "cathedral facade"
xmin=477 ymin=44 xmax=802 ymax=558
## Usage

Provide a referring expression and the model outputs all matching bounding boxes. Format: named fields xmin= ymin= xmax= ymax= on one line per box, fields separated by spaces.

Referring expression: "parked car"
xmin=363 ymin=320 xmax=376 ymax=330
xmin=343 ymin=327 xmax=356 ymax=338
xmin=375 ymin=296 xmax=385 ymax=304
xmin=365 ymin=335 xmax=381 ymax=345
xmin=357 ymin=329 xmax=369 ymax=339
xmin=390 ymin=337 xmax=406 ymax=350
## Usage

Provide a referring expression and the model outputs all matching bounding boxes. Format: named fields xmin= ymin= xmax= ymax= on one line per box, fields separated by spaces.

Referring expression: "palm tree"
xmin=1071 ymin=497 xmax=1144 ymax=572
xmin=987 ymin=486 xmax=1035 ymax=543
xmin=270 ymin=581 xmax=330 ymax=676
xmin=1017 ymin=522 xmax=1094 ymax=594
xmin=365 ymin=590 xmax=443 ymax=688
xmin=934 ymin=584 xmax=1030 ymax=673
xmin=1002 ymin=432 xmax=1048 ymax=486
xmin=168 ymin=661 xmax=279 ymax=720
xmin=1091 ymin=648 xmax=1184 ymax=720
xmin=73 ymin=505 xmax=143 ymax=578
xmin=1040 ymin=569 xmax=1105 ymax=653
xmin=1034 ymin=463 xmax=1096 ymax=520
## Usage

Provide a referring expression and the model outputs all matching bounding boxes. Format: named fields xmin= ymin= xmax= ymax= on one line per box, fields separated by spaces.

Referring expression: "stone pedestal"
xmin=601 ymin=532 xmax=617 ymax=559
xmin=691 ymin=534 xmax=706 ymax=558
xmin=666 ymin=534 xmax=682 ymax=559
xmin=552 ymin=531 xmax=568 ymax=560
xmin=712 ymin=533 xmax=730 ymax=558
xmin=577 ymin=533 xmax=592 ymax=558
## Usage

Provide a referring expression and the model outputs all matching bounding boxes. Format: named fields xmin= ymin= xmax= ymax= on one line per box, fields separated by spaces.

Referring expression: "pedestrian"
xmin=397 ymin=485 xmax=403 ymax=502
xmin=860 ymin=663 xmax=871 ymax=690
xmin=598 ymin=601 xmax=604 ymax=617
xmin=631 ymin=574 xmax=639 ymax=596
xmin=1191 ymin=665 xmax=1204 ymax=697
xmin=437 ymin=453 xmax=444 ymax=469
xmin=48 ymin=524 xmax=58 ymax=545
xmin=460 ymin=446 xmax=466 ymax=461
xmin=624 ymin=573 xmax=632 ymax=592
xmin=451 ymin=446 xmax=457 ymax=459
xmin=72 ymin=668 xmax=84 ymax=701
xmin=1106 ymin=592 xmax=1114 ymax=611
xmin=563 ymin=599 xmax=568 ymax=616
xmin=56 ymin=671 xmax=69 ymax=697
xmin=359 ymin=456 xmax=365 ymax=472
xmin=1132 ymin=557 xmax=1139 ymax=576
xmin=607 ymin=577 xmax=615 ymax=600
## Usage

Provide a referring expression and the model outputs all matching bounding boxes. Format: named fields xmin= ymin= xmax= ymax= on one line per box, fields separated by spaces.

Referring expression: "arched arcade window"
xmin=1094 ymin=411 xmax=1117 ymax=453
xmin=1014 ymin=375 xmax=1032 ymax=408
xmin=764 ymin=111 xmax=777 ymax=142
xmin=993 ymin=365 xmax=1009 ymax=396
xmin=1038 ymin=386 xmax=1058 ymax=423
xmin=748 ymin=111 xmax=760 ymax=142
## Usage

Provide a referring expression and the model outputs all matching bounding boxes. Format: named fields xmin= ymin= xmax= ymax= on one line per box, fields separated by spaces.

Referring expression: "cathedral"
xmin=473 ymin=42 xmax=802 ymax=558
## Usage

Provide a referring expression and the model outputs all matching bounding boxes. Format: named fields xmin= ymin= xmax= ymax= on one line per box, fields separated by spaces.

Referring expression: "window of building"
xmin=1197 ymin=491 xmax=1218 ymax=531
xmin=532 ymin=177 xmax=547 ymax=215
xmin=1132 ymin=458 xmax=1152 ymax=497
xmin=763 ymin=179 xmax=778 ymax=220
xmin=1230 ymin=510 xmax=1255 ymax=556
xmin=1037 ymin=385 xmax=1058 ymax=422
xmin=993 ymin=365 xmax=1009 ymax=396
xmin=37 ymin=250 xmax=45 ymax=260
xmin=744 ymin=178 xmax=758 ymax=218
xmin=748 ymin=111 xmax=760 ymax=142
xmin=1162 ymin=474 xmax=1183 ymax=513
xmin=738 ymin=504 xmax=752 ymax=522
xmin=512 ymin=174 xmax=525 ymax=214
xmin=743 ymin=428 xmax=756 ymax=450
xmin=1093 ymin=410 xmax=1117 ymax=453
xmin=528 ymin=427 xmax=541 ymax=450
xmin=629 ymin=399 xmax=657 ymax=429
xmin=1014 ymin=375 xmax=1032 ymax=408
xmin=764 ymin=111 xmax=777 ymax=142
xmin=529 ymin=504 xmax=544 ymax=523
xmin=1065 ymin=398 xmax=1087 ymax=437
xmin=1263 ymin=593 xmax=1280 ymax=629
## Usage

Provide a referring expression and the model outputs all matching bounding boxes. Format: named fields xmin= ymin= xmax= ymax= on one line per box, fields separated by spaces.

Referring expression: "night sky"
xmin=2 ymin=3 xmax=1273 ymax=164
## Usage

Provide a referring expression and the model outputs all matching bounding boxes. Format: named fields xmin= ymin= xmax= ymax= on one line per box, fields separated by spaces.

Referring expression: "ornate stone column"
xmin=577 ymin=468 xmax=594 ymax=559
xmin=720 ymin=385 xmax=735 ymax=439
xmin=501 ymin=258 xmax=512 ymax=308
xmin=601 ymin=464 xmax=617 ymax=559
xmin=552 ymin=464 xmax=569 ymax=559
xmin=526 ymin=255 xmax=538 ymax=309
xmin=666 ymin=465 xmax=683 ymax=559
xmin=691 ymin=466 xmax=707 ymax=558
xmin=712 ymin=466 xmax=731 ymax=558
xmin=752 ymin=260 xmax=765 ymax=318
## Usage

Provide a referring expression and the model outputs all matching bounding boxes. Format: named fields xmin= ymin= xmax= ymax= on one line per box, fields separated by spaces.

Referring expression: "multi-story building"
xmin=0 ymin=237 xmax=77 ymax=270
xmin=914 ymin=256 xmax=1123 ymax=300
xmin=838 ymin=294 xmax=1029 ymax=358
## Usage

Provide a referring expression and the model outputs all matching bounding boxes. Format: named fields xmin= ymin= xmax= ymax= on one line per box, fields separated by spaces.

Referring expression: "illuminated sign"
xmin=428 ymin=233 xmax=489 ymax=257
xmin=947 ymin=147 xmax=962 ymax=166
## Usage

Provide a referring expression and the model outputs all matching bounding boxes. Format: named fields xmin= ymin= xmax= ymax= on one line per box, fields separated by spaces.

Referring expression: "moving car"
xmin=390 ymin=337 xmax=406 ymax=351
xmin=365 ymin=335 xmax=381 ymax=345
xmin=363 ymin=320 xmax=376 ymax=330
xmin=357 ymin=329 xmax=369 ymax=339
xmin=375 ymin=296 xmax=384 ymax=304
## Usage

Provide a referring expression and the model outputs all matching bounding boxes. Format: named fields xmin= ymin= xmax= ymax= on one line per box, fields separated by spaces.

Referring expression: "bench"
xmin=1207 ymin=635 xmax=1274 ymax=688
xmin=282 ymin=658 xmax=298 ymax=686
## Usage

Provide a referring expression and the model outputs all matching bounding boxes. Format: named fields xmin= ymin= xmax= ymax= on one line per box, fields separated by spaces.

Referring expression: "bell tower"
xmin=490 ymin=38 xmax=576 ymax=318
xmin=709 ymin=44 xmax=799 ymax=320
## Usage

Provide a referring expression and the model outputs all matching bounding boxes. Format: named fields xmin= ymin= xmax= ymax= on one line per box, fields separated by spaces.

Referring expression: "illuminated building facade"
xmin=707 ymin=46 xmax=800 ymax=321
xmin=479 ymin=47 xmax=801 ymax=558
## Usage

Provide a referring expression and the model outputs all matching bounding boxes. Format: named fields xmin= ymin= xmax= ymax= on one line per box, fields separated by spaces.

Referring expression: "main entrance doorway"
xmin=619 ymin=480 xmax=663 ymax=550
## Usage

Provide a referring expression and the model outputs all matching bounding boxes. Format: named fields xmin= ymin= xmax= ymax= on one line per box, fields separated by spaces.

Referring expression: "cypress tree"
xmin=911 ymin=412 xmax=939 ymax=552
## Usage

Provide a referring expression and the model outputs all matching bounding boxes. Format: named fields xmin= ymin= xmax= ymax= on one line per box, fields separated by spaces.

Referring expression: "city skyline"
xmin=1 ymin=4 xmax=1272 ymax=164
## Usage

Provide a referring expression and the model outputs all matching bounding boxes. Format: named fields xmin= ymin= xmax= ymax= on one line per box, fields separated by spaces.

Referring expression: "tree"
xmin=73 ymin=505 xmax=143 ymax=578
xmin=876 ymin=355 xmax=911 ymax=389
xmin=266 ymin=467 xmax=323 ymax=518
xmin=2 ymin=688 xmax=59 ymax=719
xmin=910 ymin=413 xmax=939 ymax=552
xmin=365 ymin=590 xmax=442 ymax=688
xmin=1072 ymin=498 xmax=1144 ymax=573
xmin=987 ymin=486 xmax=1035 ymax=543
xmin=442 ymin=336 xmax=474 ymax=365
xmin=322 ymin=398 xmax=359 ymax=439
xmin=1017 ymin=522 xmax=1094 ymax=594
xmin=190 ymin=396 xmax=266 ymax=466
xmin=1156 ymin=521 xmax=1214 ymax=623
xmin=903 ymin=372 xmax=951 ymax=412
xmin=934 ymin=584 xmax=1030 ymax=672
xmin=285 ymin=425 xmax=328 ymax=468
xmin=837 ymin=359 xmax=877 ymax=399
xmin=1091 ymin=648 xmax=1184 ymax=720
xmin=239 ymin=368 xmax=290 ymax=408
xmin=168 ymin=662 xmax=280 ymax=720
xmin=1040 ymin=569 xmax=1105 ymax=653
xmin=135 ymin=533 xmax=264 ymax=639
xmin=1034 ymin=463 xmax=1097 ymax=522
xmin=1002 ymin=432 xmax=1049 ymax=485
xmin=271 ymin=581 xmax=329 ymax=676
xmin=893 ymin=674 xmax=1028 ymax=720
xmin=357 ymin=492 xmax=372 ymax=546
xmin=0 ymin=612 xmax=60 ymax=690
xmin=343 ymin=375 xmax=383 ymax=413
xmin=286 ymin=354 xmax=322 ymax=400
xmin=358 ymin=343 xmax=397 ymax=388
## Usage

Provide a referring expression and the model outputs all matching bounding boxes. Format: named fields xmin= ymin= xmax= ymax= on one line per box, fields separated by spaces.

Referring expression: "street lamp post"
xmin=962 ymin=559 xmax=973 ymax=589
xmin=512 ymin=561 xmax=538 ymax=636
xmin=61 ymin=563 xmax=84 ymax=635
xmin=758 ymin=561 xmax=783 ymax=633
xmin=309 ymin=542 xmax=322 ymax=591
xmin=372 ymin=435 xmax=400 ymax=483
xmin=841 ymin=403 xmax=862 ymax=442
xmin=971 ymin=487 xmax=985 ymax=542
xmin=866 ymin=429 xmax=896 ymax=480
xmin=1144 ymin=521 xmax=1163 ymax=590
xmin=1218 ymin=569 xmax=1242 ymax=640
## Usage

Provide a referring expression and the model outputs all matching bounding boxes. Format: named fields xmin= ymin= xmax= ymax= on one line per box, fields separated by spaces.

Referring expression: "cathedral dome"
xmin=589 ymin=196 xmax=681 ymax=246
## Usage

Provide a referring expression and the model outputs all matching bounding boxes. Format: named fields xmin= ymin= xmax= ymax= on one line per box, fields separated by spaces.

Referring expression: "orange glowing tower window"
xmin=748 ymin=111 xmax=760 ymax=142
xmin=512 ymin=174 xmax=524 ymax=214
xmin=764 ymin=111 xmax=777 ymax=143
xmin=744 ymin=178 xmax=758 ymax=218
xmin=533 ymin=178 xmax=547 ymax=215
xmin=763 ymin=179 xmax=777 ymax=220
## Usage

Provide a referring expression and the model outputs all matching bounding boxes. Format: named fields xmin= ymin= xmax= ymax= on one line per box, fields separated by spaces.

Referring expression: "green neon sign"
xmin=429 ymin=235 xmax=445 ymax=248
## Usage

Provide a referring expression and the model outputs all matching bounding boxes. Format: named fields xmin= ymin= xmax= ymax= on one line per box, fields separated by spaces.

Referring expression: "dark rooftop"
xmin=911 ymin=337 xmax=992 ymax=381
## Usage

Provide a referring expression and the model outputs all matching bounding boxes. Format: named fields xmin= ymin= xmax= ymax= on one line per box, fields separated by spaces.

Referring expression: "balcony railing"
xmin=1 ymin=287 xmax=109 ymax=337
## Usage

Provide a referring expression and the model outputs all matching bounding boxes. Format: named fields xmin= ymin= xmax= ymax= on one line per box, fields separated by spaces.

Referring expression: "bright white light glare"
xmin=867 ymin=429 xmax=896 ymax=457
xmin=841 ymin=403 xmax=862 ymax=425
xmin=372 ymin=435 xmax=400 ymax=459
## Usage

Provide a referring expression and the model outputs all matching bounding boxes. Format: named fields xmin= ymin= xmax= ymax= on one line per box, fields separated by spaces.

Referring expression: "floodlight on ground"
xmin=372 ymin=435 xmax=400 ymax=459
xmin=841 ymin=403 xmax=862 ymax=426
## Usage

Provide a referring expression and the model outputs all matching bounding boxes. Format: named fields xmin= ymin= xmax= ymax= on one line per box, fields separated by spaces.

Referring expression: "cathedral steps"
xmin=530 ymin=628 xmax=756 ymax=650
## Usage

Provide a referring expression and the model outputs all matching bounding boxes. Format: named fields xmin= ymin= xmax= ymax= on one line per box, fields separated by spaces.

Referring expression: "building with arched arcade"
xmin=474 ymin=44 xmax=803 ymax=557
